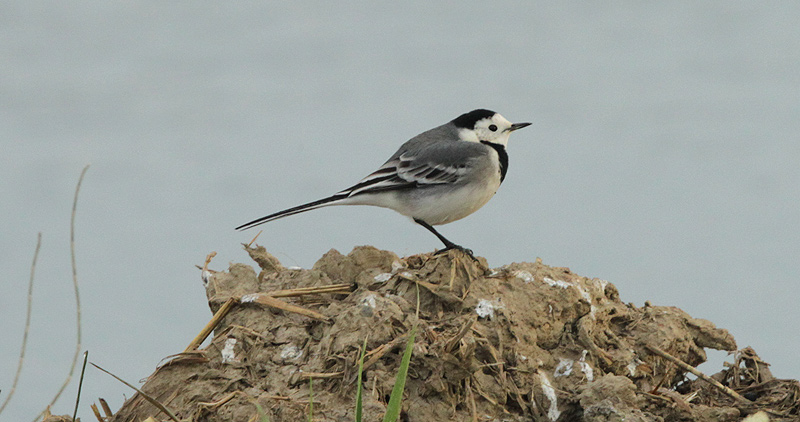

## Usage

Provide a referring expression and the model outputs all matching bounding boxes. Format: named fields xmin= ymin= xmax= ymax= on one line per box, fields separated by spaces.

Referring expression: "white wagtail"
xmin=237 ymin=109 xmax=531 ymax=256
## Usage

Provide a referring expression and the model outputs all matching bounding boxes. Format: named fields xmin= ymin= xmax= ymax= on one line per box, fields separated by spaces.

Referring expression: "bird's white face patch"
xmin=457 ymin=113 xmax=514 ymax=146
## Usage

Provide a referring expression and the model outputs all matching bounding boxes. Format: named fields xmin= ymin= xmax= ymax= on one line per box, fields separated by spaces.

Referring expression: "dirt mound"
xmin=95 ymin=245 xmax=798 ymax=421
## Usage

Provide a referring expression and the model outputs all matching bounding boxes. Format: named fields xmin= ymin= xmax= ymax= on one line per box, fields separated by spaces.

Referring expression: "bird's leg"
xmin=413 ymin=218 xmax=476 ymax=260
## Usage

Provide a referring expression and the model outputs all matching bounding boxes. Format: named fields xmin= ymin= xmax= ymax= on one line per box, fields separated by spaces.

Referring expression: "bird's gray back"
xmin=387 ymin=122 xmax=490 ymax=167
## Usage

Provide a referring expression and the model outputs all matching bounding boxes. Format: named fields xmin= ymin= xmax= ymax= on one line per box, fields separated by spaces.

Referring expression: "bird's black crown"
xmin=451 ymin=109 xmax=496 ymax=129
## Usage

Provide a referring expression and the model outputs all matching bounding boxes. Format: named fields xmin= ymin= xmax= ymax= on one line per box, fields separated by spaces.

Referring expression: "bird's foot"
xmin=434 ymin=244 xmax=477 ymax=262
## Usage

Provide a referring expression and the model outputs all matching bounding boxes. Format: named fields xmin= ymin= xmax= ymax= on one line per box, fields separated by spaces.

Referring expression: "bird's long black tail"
xmin=235 ymin=193 xmax=348 ymax=230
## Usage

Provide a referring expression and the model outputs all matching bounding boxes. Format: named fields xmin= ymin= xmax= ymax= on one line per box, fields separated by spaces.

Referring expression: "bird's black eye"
xmin=488 ymin=124 xmax=498 ymax=132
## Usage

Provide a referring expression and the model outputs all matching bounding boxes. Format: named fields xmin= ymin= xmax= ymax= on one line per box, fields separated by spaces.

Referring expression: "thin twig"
xmin=0 ymin=233 xmax=42 ymax=415
xmin=90 ymin=362 xmax=181 ymax=422
xmin=36 ymin=165 xmax=89 ymax=422
xmin=72 ymin=351 xmax=89 ymax=421
xmin=646 ymin=345 xmax=749 ymax=403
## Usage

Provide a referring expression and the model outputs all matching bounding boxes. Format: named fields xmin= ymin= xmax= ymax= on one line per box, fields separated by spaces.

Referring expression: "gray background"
xmin=2 ymin=2 xmax=798 ymax=420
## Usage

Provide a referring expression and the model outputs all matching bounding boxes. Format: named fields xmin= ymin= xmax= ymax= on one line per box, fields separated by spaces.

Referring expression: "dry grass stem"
xmin=261 ymin=395 xmax=308 ymax=404
xmin=90 ymin=404 xmax=103 ymax=422
xmin=413 ymin=279 xmax=439 ymax=292
xmin=363 ymin=333 xmax=410 ymax=370
xmin=646 ymin=345 xmax=749 ymax=403
xmin=0 ymin=233 xmax=41 ymax=416
xmin=184 ymin=297 xmax=237 ymax=352
xmin=246 ymin=230 xmax=263 ymax=248
xmin=472 ymin=380 xmax=502 ymax=408
xmin=299 ymin=371 xmax=344 ymax=379
xmin=649 ymin=362 xmax=676 ymax=394
xmin=37 ymin=165 xmax=89 ymax=421
xmin=415 ymin=281 xmax=421 ymax=319
xmin=99 ymin=398 xmax=113 ymax=417
xmin=445 ymin=317 xmax=475 ymax=354
xmin=91 ymin=362 xmax=181 ymax=422
xmin=203 ymin=251 xmax=217 ymax=272
xmin=242 ymin=293 xmax=330 ymax=322
xmin=265 ymin=283 xmax=351 ymax=298
xmin=198 ymin=391 xmax=238 ymax=409
xmin=449 ymin=257 xmax=457 ymax=290
xmin=466 ymin=378 xmax=478 ymax=422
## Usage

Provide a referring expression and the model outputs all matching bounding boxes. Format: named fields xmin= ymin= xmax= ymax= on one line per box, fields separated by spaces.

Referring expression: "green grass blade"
xmin=254 ymin=401 xmax=271 ymax=422
xmin=355 ymin=337 xmax=368 ymax=422
xmin=382 ymin=325 xmax=417 ymax=422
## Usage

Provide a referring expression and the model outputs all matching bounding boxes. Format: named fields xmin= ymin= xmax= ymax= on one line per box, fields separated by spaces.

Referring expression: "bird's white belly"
xmin=382 ymin=177 xmax=501 ymax=225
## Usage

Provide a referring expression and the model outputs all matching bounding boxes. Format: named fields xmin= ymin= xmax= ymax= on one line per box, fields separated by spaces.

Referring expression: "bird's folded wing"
xmin=340 ymin=152 xmax=470 ymax=197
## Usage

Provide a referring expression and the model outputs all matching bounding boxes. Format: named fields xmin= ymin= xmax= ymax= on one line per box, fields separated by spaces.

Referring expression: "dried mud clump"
xmin=105 ymin=245 xmax=800 ymax=422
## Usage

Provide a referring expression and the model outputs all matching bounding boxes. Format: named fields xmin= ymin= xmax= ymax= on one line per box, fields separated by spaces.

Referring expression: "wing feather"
xmin=340 ymin=151 xmax=471 ymax=197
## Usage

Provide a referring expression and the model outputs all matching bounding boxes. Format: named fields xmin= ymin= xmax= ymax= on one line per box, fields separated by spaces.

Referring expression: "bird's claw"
xmin=435 ymin=244 xmax=477 ymax=262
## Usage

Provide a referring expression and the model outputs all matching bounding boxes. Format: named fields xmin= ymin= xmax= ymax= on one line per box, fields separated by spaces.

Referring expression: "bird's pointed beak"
xmin=508 ymin=122 xmax=532 ymax=132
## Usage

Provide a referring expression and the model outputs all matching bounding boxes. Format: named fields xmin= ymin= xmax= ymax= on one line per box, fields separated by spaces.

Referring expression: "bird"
xmin=236 ymin=109 xmax=531 ymax=257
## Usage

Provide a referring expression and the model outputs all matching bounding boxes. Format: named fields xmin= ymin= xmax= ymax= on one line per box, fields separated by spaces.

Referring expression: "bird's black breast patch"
xmin=480 ymin=141 xmax=508 ymax=183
